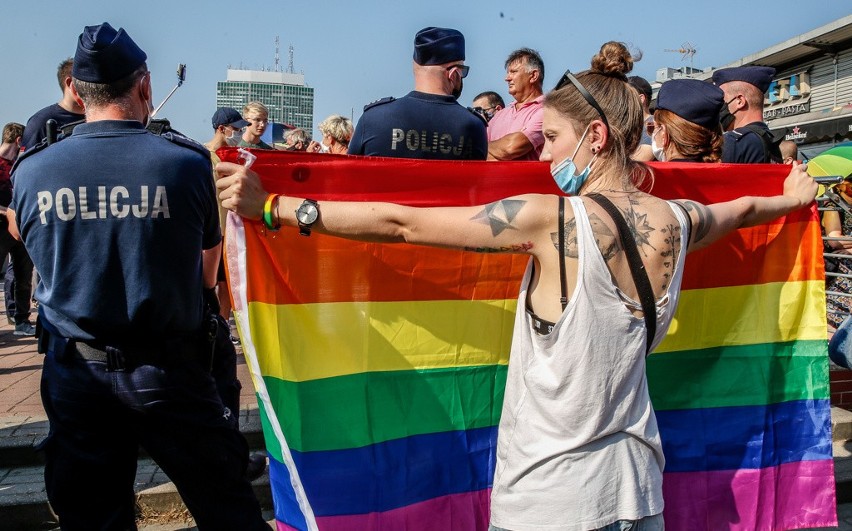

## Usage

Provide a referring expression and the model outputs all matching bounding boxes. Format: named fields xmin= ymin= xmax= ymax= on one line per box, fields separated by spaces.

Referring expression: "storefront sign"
xmin=774 ymin=115 xmax=852 ymax=145
xmin=767 ymin=72 xmax=810 ymax=104
xmin=764 ymin=101 xmax=810 ymax=120
xmin=785 ymin=126 xmax=808 ymax=142
xmin=764 ymin=71 xmax=810 ymax=120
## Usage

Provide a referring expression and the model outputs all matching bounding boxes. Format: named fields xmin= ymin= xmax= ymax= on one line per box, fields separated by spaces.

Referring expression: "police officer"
xmin=712 ymin=65 xmax=783 ymax=163
xmin=20 ymin=58 xmax=86 ymax=151
xmin=652 ymin=78 xmax=725 ymax=162
xmin=347 ymin=26 xmax=488 ymax=160
xmin=9 ymin=23 xmax=268 ymax=530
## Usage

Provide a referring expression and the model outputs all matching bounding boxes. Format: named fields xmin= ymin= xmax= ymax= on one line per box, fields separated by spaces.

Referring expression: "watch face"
xmin=297 ymin=202 xmax=318 ymax=224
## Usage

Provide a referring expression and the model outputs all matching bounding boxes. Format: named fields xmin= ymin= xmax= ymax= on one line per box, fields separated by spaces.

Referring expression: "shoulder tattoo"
xmin=470 ymin=199 xmax=526 ymax=236
xmin=621 ymin=196 xmax=656 ymax=257
xmin=550 ymin=214 xmax=619 ymax=260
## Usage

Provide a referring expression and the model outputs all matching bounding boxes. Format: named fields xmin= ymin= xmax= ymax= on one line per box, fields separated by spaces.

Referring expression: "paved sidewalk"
xmin=0 ymin=315 xmax=260 ymax=430
xmin=0 ymin=311 xmax=269 ymax=529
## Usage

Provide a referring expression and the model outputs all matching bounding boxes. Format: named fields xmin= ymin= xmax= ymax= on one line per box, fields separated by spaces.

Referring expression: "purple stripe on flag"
xmin=662 ymin=459 xmax=837 ymax=530
xmin=316 ymin=489 xmax=490 ymax=531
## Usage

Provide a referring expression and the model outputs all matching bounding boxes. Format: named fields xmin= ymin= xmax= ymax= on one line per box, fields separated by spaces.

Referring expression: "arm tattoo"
xmin=659 ymin=222 xmax=682 ymax=290
xmin=675 ymin=200 xmax=714 ymax=244
xmin=470 ymin=199 xmax=526 ymax=236
xmin=465 ymin=242 xmax=534 ymax=253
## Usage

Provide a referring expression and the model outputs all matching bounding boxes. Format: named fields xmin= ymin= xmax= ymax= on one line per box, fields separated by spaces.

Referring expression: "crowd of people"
xmin=0 ymin=19 xmax=837 ymax=531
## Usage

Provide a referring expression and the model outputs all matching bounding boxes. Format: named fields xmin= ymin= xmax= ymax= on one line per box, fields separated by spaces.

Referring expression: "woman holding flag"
xmin=217 ymin=41 xmax=815 ymax=531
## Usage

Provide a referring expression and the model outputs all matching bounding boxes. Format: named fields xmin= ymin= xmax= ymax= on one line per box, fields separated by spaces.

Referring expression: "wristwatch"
xmin=295 ymin=199 xmax=319 ymax=236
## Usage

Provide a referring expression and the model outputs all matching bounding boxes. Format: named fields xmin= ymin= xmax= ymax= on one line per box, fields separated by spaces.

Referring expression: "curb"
xmin=0 ymin=459 xmax=273 ymax=530
xmin=0 ymin=409 xmax=265 ymax=468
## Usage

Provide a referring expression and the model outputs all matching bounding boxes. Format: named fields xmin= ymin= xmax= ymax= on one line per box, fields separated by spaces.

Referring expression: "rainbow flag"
xmin=219 ymin=149 xmax=836 ymax=531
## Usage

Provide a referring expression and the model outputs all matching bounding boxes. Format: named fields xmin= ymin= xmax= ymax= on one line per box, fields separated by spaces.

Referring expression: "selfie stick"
xmin=151 ymin=64 xmax=187 ymax=118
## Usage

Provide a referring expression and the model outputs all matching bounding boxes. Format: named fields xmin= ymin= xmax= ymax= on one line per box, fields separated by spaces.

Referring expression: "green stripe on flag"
xmin=264 ymin=364 xmax=507 ymax=452
xmin=257 ymin=397 xmax=284 ymax=463
xmin=648 ymin=339 xmax=829 ymax=411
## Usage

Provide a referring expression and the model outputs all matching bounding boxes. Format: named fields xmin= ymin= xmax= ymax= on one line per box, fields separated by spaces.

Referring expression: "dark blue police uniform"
xmin=21 ymin=103 xmax=85 ymax=151
xmin=348 ymin=91 xmax=488 ymax=160
xmin=11 ymin=22 xmax=267 ymax=531
xmin=348 ymin=26 xmax=487 ymax=160
xmin=722 ymin=122 xmax=781 ymax=163
xmin=713 ymin=66 xmax=782 ymax=164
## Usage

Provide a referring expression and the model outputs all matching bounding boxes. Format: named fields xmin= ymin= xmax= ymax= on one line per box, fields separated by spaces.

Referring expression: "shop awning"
xmin=768 ymin=107 xmax=852 ymax=144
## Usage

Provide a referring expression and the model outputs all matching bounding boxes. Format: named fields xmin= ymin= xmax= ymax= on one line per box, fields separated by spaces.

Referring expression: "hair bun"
xmin=590 ymin=41 xmax=638 ymax=79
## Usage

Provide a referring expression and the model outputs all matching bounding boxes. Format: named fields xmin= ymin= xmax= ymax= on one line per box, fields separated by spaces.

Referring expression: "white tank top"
xmin=490 ymin=196 xmax=690 ymax=531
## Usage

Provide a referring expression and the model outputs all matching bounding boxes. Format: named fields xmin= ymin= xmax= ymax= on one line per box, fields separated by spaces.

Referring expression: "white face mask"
xmin=224 ymin=129 xmax=240 ymax=146
xmin=651 ymin=127 xmax=665 ymax=161
xmin=319 ymin=142 xmax=330 ymax=153
xmin=140 ymin=91 xmax=155 ymax=128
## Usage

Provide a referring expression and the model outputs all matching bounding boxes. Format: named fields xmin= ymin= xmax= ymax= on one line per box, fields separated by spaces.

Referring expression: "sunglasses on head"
xmin=554 ymin=69 xmax=609 ymax=130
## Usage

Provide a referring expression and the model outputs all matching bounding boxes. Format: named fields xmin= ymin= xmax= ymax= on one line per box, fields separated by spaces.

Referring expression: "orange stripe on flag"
xmin=243 ymin=227 xmax=529 ymax=305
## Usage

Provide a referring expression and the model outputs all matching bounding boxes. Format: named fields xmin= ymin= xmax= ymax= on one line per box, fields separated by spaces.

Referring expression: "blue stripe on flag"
xmin=658 ymin=399 xmax=832 ymax=472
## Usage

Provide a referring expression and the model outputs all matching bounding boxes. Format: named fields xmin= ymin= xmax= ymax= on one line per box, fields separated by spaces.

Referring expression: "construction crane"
xmin=664 ymin=42 xmax=697 ymax=71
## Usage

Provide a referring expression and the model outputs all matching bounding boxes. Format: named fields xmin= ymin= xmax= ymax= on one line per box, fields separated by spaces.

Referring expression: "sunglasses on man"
xmin=447 ymin=64 xmax=470 ymax=78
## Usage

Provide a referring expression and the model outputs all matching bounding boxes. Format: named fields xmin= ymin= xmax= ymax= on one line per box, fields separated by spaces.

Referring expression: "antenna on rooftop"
xmin=664 ymin=42 xmax=697 ymax=71
xmin=288 ymin=44 xmax=295 ymax=74
xmin=274 ymin=36 xmax=281 ymax=72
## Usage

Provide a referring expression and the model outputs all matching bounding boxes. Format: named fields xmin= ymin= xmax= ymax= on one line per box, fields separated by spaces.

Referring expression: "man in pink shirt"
xmin=486 ymin=48 xmax=545 ymax=161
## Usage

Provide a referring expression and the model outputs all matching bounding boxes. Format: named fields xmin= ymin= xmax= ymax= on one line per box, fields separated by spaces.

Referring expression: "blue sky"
xmin=1 ymin=1 xmax=848 ymax=143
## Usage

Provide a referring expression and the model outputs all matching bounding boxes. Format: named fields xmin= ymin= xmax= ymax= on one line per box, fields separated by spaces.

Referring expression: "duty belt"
xmin=69 ymin=338 xmax=203 ymax=372
xmin=38 ymin=315 xmax=218 ymax=373
xmin=72 ymin=342 xmax=133 ymax=371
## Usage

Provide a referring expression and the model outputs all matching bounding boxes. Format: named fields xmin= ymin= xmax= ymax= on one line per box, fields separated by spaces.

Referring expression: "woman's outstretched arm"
xmin=674 ymin=162 xmax=817 ymax=253
xmin=216 ymin=161 xmax=555 ymax=255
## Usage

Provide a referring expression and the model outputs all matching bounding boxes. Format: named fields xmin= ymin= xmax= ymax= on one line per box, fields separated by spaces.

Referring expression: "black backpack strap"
xmin=558 ymin=196 xmax=568 ymax=311
xmin=586 ymin=193 xmax=657 ymax=355
xmin=742 ymin=124 xmax=783 ymax=163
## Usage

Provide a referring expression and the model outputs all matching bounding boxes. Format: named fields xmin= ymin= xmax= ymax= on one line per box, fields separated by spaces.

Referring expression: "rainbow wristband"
xmin=262 ymin=194 xmax=281 ymax=231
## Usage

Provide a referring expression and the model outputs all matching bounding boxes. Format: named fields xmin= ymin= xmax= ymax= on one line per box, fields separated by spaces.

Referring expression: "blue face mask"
xmin=551 ymin=125 xmax=597 ymax=195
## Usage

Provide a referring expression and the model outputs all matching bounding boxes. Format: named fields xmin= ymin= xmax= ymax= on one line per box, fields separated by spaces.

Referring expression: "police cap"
xmin=72 ymin=22 xmax=147 ymax=83
xmin=711 ymin=66 xmax=776 ymax=94
xmin=656 ymin=79 xmax=724 ymax=130
xmin=212 ymin=108 xmax=249 ymax=129
xmin=413 ymin=27 xmax=465 ymax=66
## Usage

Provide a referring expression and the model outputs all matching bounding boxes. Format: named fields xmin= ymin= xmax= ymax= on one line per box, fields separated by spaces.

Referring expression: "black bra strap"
xmin=558 ymin=196 xmax=568 ymax=311
xmin=586 ymin=193 xmax=657 ymax=355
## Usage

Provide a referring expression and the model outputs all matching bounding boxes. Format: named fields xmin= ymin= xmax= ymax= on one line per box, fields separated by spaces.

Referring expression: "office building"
xmin=216 ymin=69 xmax=314 ymax=139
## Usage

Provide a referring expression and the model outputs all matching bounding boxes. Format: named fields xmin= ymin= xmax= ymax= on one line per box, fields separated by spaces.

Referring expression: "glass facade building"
xmin=216 ymin=69 xmax=314 ymax=134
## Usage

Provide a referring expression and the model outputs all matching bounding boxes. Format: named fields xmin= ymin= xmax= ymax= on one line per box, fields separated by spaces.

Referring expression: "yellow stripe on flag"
xmin=656 ymin=280 xmax=827 ymax=353
xmin=248 ymin=299 xmax=515 ymax=382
